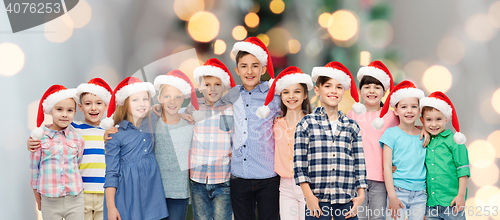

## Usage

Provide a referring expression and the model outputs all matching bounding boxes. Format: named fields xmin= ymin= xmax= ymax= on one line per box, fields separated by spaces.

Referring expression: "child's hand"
xmin=27 ymin=137 xmax=41 ymax=152
xmin=387 ymin=195 xmax=404 ymax=220
xmin=179 ymin=113 xmax=195 ymax=124
xmin=392 ymin=165 xmax=397 ymax=173
xmin=451 ymin=195 xmax=466 ymax=213
xmin=420 ymin=128 xmax=430 ymax=147
xmin=104 ymin=127 xmax=118 ymax=142
xmin=35 ymin=194 xmax=41 ymax=211
xmin=108 ymin=207 xmax=121 ymax=220
xmin=345 ymin=195 xmax=364 ymax=218
xmin=152 ymin=104 xmax=162 ymax=117
xmin=305 ymin=194 xmax=321 ymax=218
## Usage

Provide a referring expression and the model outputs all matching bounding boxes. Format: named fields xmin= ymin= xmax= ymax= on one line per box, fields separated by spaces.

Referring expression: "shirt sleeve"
xmin=352 ymin=123 xmax=368 ymax=190
xmin=451 ymin=142 xmax=470 ymax=178
xmin=104 ymin=133 xmax=121 ymax=188
xmin=30 ymin=146 xmax=42 ymax=189
xmin=222 ymin=87 xmax=239 ymax=104
xmin=379 ymin=128 xmax=394 ymax=149
xmin=184 ymin=103 xmax=194 ymax=114
xmin=293 ymin=117 xmax=310 ymax=185
xmin=77 ymin=136 xmax=85 ymax=165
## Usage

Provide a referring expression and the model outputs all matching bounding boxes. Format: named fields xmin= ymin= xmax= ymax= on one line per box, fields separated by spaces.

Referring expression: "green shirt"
xmin=426 ymin=129 xmax=470 ymax=207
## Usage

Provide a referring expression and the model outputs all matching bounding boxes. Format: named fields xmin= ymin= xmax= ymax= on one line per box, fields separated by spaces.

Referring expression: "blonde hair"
xmin=112 ymin=93 xmax=152 ymax=126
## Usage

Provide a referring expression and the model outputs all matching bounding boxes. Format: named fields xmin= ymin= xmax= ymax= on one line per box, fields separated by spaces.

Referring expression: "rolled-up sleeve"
xmin=453 ymin=142 xmax=470 ymax=178
xmin=293 ymin=118 xmax=310 ymax=185
xmin=104 ymin=133 xmax=121 ymax=188
xmin=30 ymin=148 xmax=41 ymax=189
xmin=352 ymin=124 xmax=367 ymax=190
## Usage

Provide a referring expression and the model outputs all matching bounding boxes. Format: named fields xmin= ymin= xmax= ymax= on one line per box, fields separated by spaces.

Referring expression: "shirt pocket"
xmin=41 ymin=142 xmax=57 ymax=158
xmin=219 ymin=115 xmax=234 ymax=132
xmin=67 ymin=142 xmax=79 ymax=161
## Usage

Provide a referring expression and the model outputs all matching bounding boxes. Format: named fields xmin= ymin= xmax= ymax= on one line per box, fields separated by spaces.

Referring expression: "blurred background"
xmin=1 ymin=0 xmax=500 ymax=219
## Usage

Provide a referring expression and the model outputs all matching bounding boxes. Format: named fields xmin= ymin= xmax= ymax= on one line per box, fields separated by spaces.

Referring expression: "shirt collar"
xmin=117 ymin=120 xmax=135 ymax=130
xmin=198 ymin=97 xmax=227 ymax=107
xmin=44 ymin=124 xmax=71 ymax=138
xmin=436 ymin=129 xmax=452 ymax=138
xmin=314 ymin=107 xmax=346 ymax=121
xmin=238 ymin=81 xmax=269 ymax=93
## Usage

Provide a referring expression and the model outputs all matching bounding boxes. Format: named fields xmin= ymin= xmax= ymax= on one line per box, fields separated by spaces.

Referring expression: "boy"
xmin=30 ymin=85 xmax=85 ymax=220
xmin=378 ymin=80 xmax=426 ymax=220
xmin=294 ymin=61 xmax=367 ymax=220
xmin=29 ymin=78 xmax=112 ymax=220
xmin=187 ymin=58 xmax=236 ymax=220
xmin=419 ymin=91 xmax=469 ymax=220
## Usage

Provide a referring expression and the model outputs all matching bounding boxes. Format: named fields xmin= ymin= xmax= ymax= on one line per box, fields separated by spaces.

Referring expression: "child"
xmin=346 ymin=61 xmax=397 ymax=220
xmin=153 ymin=70 xmax=198 ymax=220
xmin=379 ymin=80 xmax=426 ymax=220
xmin=224 ymin=36 xmax=281 ymax=220
xmin=258 ymin=66 xmax=313 ymax=220
xmin=28 ymin=78 xmax=113 ymax=220
xmin=187 ymin=58 xmax=235 ymax=220
xmin=30 ymin=85 xmax=85 ymax=220
xmin=102 ymin=77 xmax=168 ymax=220
xmin=294 ymin=61 xmax=367 ymax=220
xmin=419 ymin=91 xmax=469 ymax=220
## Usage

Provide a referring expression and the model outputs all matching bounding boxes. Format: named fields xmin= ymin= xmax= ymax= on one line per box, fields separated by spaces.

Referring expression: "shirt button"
xmin=144 ymin=149 xmax=147 ymax=152
xmin=432 ymin=150 xmax=434 ymax=152
xmin=245 ymin=118 xmax=247 ymax=120
xmin=243 ymin=132 xmax=246 ymax=134
xmin=331 ymin=183 xmax=334 ymax=185
xmin=243 ymin=145 xmax=246 ymax=148
xmin=244 ymin=158 xmax=246 ymax=161
xmin=332 ymin=168 xmax=335 ymax=171
xmin=432 ymin=192 xmax=435 ymax=194
xmin=249 ymin=92 xmax=252 ymax=95
xmin=140 ymin=130 xmax=142 ymax=132
xmin=332 ymin=140 xmax=335 ymax=143
xmin=432 ymin=178 xmax=434 ymax=180
xmin=432 ymin=164 xmax=434 ymax=166
xmin=333 ymin=154 xmax=336 ymax=157
xmin=246 ymin=104 xmax=249 ymax=107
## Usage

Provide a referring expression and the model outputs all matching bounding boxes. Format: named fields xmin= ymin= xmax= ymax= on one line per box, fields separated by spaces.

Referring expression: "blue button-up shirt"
xmin=223 ymin=82 xmax=280 ymax=179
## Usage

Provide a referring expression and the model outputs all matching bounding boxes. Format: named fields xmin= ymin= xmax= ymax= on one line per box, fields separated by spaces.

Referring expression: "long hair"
xmin=280 ymin=83 xmax=312 ymax=117
xmin=112 ymin=93 xmax=153 ymax=130
xmin=359 ymin=75 xmax=385 ymax=107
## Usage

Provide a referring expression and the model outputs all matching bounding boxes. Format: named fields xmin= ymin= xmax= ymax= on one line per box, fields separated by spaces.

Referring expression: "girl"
xmin=256 ymin=66 xmax=313 ymax=220
xmin=102 ymin=77 xmax=168 ymax=220
xmin=153 ymin=70 xmax=199 ymax=220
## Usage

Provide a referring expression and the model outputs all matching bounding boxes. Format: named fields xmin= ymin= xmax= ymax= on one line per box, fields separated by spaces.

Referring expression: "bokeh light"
xmin=232 ymin=25 xmax=248 ymax=41
xmin=318 ymin=12 xmax=331 ymax=28
xmin=0 ymin=43 xmax=25 ymax=76
xmin=487 ymin=130 xmax=500 ymax=158
xmin=249 ymin=2 xmax=260 ymax=13
xmin=475 ymin=186 xmax=500 ymax=208
xmin=45 ymin=14 xmax=74 ymax=43
xmin=480 ymin=98 xmax=500 ymax=124
xmin=245 ymin=12 xmax=260 ymax=28
xmin=178 ymin=58 xmax=203 ymax=86
xmin=87 ymin=66 xmax=120 ymax=88
xmin=471 ymin=163 xmax=499 ymax=186
xmin=28 ymin=100 xmax=53 ymax=130
xmin=67 ymin=0 xmax=92 ymax=28
xmin=422 ymin=65 xmax=452 ymax=93
xmin=465 ymin=14 xmax=497 ymax=42
xmin=468 ymin=140 xmax=496 ymax=168
xmin=269 ymin=0 xmax=285 ymax=14
xmin=328 ymin=10 xmax=358 ymax=41
xmin=266 ymin=27 xmax=292 ymax=57
xmin=187 ymin=11 xmax=220 ymax=43
xmin=257 ymin=34 xmax=270 ymax=47
xmin=465 ymin=198 xmax=489 ymax=220
xmin=403 ymin=60 xmax=427 ymax=78
xmin=288 ymin=39 xmax=301 ymax=54
xmin=360 ymin=51 xmax=371 ymax=66
xmin=488 ymin=1 xmax=500 ymax=28
xmin=365 ymin=20 xmax=393 ymax=48
xmin=489 ymin=193 xmax=500 ymax=220
xmin=174 ymin=0 xmax=204 ymax=21
xmin=492 ymin=88 xmax=500 ymax=114
xmin=305 ymin=39 xmax=323 ymax=57
xmin=213 ymin=39 xmax=226 ymax=55
xmin=437 ymin=37 xmax=465 ymax=65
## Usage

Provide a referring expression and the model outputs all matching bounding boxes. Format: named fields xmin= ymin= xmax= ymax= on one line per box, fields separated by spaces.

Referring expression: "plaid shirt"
xmin=187 ymin=98 xmax=233 ymax=184
xmin=294 ymin=107 xmax=367 ymax=204
xmin=31 ymin=125 xmax=85 ymax=197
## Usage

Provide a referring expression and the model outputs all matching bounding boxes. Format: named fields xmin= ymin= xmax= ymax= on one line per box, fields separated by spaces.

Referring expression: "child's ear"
xmin=78 ymin=103 xmax=83 ymax=112
xmin=234 ymin=67 xmax=241 ymax=76
xmin=260 ymin=66 xmax=267 ymax=76
xmin=420 ymin=116 xmax=424 ymax=124
xmin=157 ymin=95 xmax=161 ymax=103
xmin=314 ymin=86 xmax=320 ymax=97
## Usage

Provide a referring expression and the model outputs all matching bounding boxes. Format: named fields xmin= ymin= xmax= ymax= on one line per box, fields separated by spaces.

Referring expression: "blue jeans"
xmin=163 ymin=198 xmax=188 ymax=220
xmin=426 ymin=205 xmax=466 ymax=220
xmin=358 ymin=180 xmax=387 ymax=220
xmin=191 ymin=180 xmax=233 ymax=220
xmin=386 ymin=186 xmax=427 ymax=220
xmin=305 ymin=201 xmax=357 ymax=220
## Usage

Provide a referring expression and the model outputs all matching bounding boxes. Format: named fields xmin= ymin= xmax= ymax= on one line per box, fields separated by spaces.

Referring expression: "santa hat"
xmin=193 ymin=58 xmax=236 ymax=89
xmin=256 ymin=66 xmax=313 ymax=118
xmin=154 ymin=70 xmax=199 ymax=110
xmin=232 ymin=37 xmax=275 ymax=86
xmin=420 ymin=91 xmax=466 ymax=144
xmin=76 ymin=78 xmax=113 ymax=104
xmin=372 ymin=80 xmax=425 ymax=130
xmin=100 ymin=77 xmax=156 ymax=129
xmin=311 ymin=61 xmax=365 ymax=114
xmin=357 ymin=60 xmax=395 ymax=92
xmin=31 ymin=85 xmax=78 ymax=140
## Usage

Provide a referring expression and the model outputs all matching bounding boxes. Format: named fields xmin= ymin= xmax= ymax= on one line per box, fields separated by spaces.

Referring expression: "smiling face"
xmin=126 ymin=91 xmax=150 ymax=121
xmin=235 ymin=53 xmax=267 ymax=91
xmin=199 ymin=76 xmax=224 ymax=106
xmin=50 ymin=98 xmax=77 ymax=131
xmin=360 ymin=83 xmax=385 ymax=107
xmin=78 ymin=93 xmax=107 ymax=126
xmin=157 ymin=85 xmax=184 ymax=116
xmin=394 ymin=97 xmax=420 ymax=125
xmin=314 ymin=77 xmax=345 ymax=108
xmin=421 ymin=107 xmax=448 ymax=136
xmin=281 ymin=83 xmax=307 ymax=112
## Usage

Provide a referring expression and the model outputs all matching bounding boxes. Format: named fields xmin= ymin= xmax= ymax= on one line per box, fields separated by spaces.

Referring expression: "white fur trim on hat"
xmin=193 ymin=66 xmax=231 ymax=89
xmin=357 ymin=66 xmax=391 ymax=91
xmin=115 ymin=82 xmax=156 ymax=106
xmin=232 ymin=42 xmax=268 ymax=66
xmin=389 ymin=88 xmax=425 ymax=107
xmin=256 ymin=105 xmax=270 ymax=119
xmin=274 ymin=73 xmax=314 ymax=95
xmin=311 ymin=67 xmax=351 ymax=90
xmin=419 ymin=97 xmax=453 ymax=120
xmin=76 ymin=83 xmax=112 ymax=104
xmin=154 ymin=75 xmax=191 ymax=98
xmin=42 ymin=89 xmax=78 ymax=114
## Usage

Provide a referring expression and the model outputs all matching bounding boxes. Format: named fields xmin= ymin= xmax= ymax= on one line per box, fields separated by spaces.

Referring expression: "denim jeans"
xmin=358 ymin=180 xmax=387 ymax=220
xmin=305 ymin=201 xmax=357 ymax=220
xmin=386 ymin=186 xmax=427 ymax=220
xmin=163 ymin=198 xmax=188 ymax=220
xmin=190 ymin=180 xmax=233 ymax=220
xmin=426 ymin=205 xmax=466 ymax=220
xmin=230 ymin=175 xmax=280 ymax=220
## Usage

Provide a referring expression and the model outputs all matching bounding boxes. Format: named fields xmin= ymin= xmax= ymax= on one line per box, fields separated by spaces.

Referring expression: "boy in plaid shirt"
xmin=294 ymin=62 xmax=367 ymax=220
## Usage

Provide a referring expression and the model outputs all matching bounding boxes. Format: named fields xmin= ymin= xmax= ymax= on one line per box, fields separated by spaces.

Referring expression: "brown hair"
xmin=235 ymin=51 xmax=251 ymax=65
xmin=421 ymin=106 xmax=439 ymax=116
xmin=79 ymin=92 xmax=90 ymax=104
xmin=316 ymin=76 xmax=333 ymax=87
xmin=280 ymin=83 xmax=312 ymax=117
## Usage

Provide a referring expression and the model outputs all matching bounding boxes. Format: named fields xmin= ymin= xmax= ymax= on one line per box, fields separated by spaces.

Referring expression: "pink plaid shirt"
xmin=30 ymin=125 xmax=85 ymax=197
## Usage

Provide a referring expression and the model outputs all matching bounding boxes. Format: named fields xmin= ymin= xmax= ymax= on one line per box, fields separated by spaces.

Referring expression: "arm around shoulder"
xmin=104 ymin=134 xmax=122 ymax=189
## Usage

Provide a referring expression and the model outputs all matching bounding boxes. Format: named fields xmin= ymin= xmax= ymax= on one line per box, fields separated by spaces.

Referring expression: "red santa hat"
xmin=372 ymin=80 xmax=425 ymax=130
xmin=420 ymin=91 xmax=466 ymax=144
xmin=76 ymin=78 xmax=113 ymax=104
xmin=31 ymin=85 xmax=78 ymax=140
xmin=256 ymin=66 xmax=313 ymax=118
xmin=311 ymin=61 xmax=365 ymax=114
xmin=154 ymin=69 xmax=199 ymax=110
xmin=232 ymin=37 xmax=275 ymax=86
xmin=100 ymin=77 xmax=156 ymax=129
xmin=193 ymin=58 xmax=236 ymax=90
xmin=357 ymin=60 xmax=395 ymax=92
